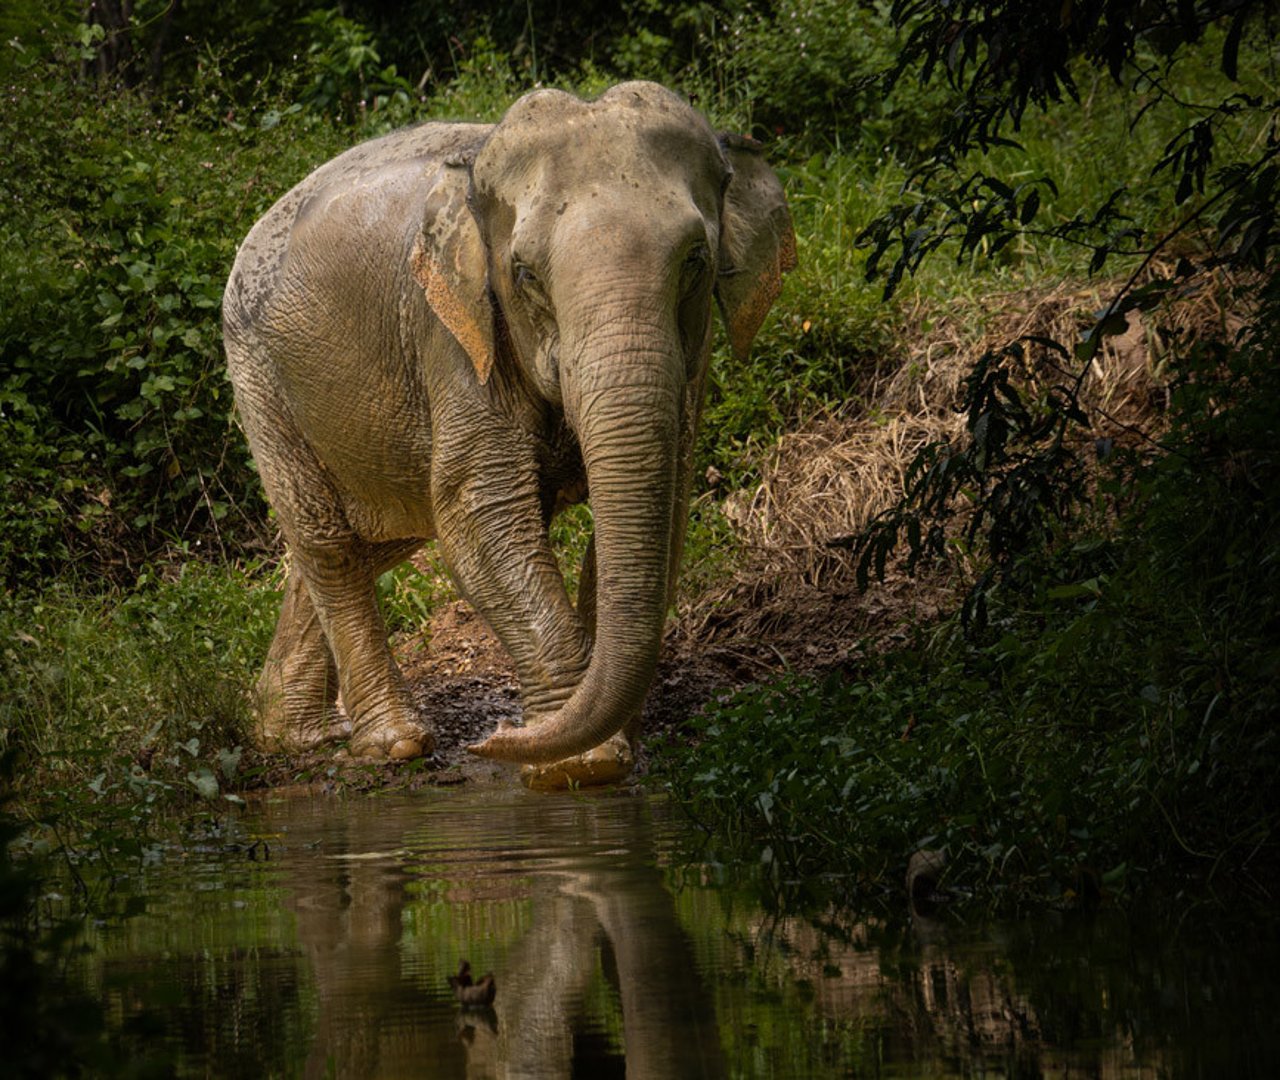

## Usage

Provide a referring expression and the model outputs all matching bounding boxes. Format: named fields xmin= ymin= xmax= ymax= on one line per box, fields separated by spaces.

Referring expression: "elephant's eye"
xmin=682 ymin=245 xmax=711 ymax=290
xmin=514 ymin=262 xmax=542 ymax=298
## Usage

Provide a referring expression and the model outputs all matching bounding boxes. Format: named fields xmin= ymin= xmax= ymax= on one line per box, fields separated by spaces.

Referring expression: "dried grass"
xmin=675 ymin=264 xmax=1240 ymax=670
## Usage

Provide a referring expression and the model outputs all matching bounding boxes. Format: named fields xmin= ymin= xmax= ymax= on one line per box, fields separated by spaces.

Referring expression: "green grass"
xmin=1 ymin=561 xmax=281 ymax=846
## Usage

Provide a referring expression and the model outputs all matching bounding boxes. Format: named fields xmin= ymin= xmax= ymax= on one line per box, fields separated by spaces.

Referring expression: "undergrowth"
xmin=1 ymin=561 xmax=281 ymax=869
xmin=654 ymin=277 xmax=1280 ymax=911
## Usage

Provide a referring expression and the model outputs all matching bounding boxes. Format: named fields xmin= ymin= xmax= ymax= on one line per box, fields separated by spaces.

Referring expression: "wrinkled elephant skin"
xmin=224 ymin=82 xmax=795 ymax=780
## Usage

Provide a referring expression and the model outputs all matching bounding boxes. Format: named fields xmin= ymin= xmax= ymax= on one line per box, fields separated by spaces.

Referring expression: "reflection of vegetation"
xmin=1 ymin=750 xmax=173 ymax=1076
xmin=400 ymin=879 xmax=534 ymax=982
xmin=669 ymin=863 xmax=1280 ymax=1077
xmin=9 ymin=784 xmax=1278 ymax=1076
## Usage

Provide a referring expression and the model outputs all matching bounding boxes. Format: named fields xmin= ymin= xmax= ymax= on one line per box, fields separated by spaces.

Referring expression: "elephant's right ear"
xmin=411 ymin=161 xmax=496 ymax=384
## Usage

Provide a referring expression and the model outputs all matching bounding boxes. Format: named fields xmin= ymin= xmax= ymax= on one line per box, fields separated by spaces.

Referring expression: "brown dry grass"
xmin=673 ymin=263 xmax=1239 ymax=672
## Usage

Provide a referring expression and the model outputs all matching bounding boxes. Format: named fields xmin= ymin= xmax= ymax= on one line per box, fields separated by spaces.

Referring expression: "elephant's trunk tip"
xmin=466 ymin=719 xmax=604 ymax=765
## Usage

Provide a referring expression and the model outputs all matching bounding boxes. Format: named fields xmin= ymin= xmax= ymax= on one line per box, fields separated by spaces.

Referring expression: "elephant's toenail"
xmin=389 ymin=737 xmax=426 ymax=760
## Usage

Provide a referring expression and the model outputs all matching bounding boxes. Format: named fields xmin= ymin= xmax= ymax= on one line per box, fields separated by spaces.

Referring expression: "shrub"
xmin=0 ymin=32 xmax=353 ymax=584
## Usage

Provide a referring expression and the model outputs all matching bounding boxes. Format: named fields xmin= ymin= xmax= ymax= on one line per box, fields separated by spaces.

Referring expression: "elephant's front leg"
xmin=432 ymin=438 xmax=630 ymax=787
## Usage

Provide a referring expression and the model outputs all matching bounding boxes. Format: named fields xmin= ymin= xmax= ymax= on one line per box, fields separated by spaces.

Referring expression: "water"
xmin=76 ymin=786 xmax=1278 ymax=1077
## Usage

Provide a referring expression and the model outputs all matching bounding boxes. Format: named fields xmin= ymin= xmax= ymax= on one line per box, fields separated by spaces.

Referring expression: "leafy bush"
xmin=0 ymin=32 xmax=355 ymax=584
xmin=657 ymin=270 xmax=1280 ymax=909
xmin=1 ymin=562 xmax=281 ymax=848
xmin=296 ymin=7 xmax=415 ymax=122
xmin=713 ymin=0 xmax=948 ymax=151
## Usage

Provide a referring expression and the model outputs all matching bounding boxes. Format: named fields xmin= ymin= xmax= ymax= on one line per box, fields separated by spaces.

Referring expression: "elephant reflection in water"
xmin=268 ymin=794 xmax=724 ymax=1078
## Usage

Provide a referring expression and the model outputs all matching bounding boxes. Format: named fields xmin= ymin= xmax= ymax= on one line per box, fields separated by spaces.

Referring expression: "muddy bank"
xmin=247 ymin=599 xmax=747 ymax=792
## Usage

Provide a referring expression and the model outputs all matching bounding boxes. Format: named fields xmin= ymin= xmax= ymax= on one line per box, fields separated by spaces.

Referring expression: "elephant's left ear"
xmin=411 ymin=159 xmax=496 ymax=384
xmin=716 ymin=134 xmax=797 ymax=361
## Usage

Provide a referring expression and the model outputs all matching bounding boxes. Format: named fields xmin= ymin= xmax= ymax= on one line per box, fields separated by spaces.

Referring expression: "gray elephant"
xmin=223 ymin=81 xmax=794 ymax=786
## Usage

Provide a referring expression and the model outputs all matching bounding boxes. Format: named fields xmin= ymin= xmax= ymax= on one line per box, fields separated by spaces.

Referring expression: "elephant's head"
xmin=414 ymin=82 xmax=795 ymax=763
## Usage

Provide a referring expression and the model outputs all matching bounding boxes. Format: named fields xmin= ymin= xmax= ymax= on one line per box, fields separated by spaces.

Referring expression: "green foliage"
xmin=0 ymin=31 xmax=354 ymax=584
xmin=3 ymin=0 xmax=1275 ymax=923
xmin=860 ymin=4 xmax=1279 ymax=298
xmin=548 ymin=503 xmax=595 ymax=601
xmin=848 ymin=3 xmax=1279 ymax=616
xmin=678 ymin=498 xmax=743 ymax=601
xmin=709 ymin=0 xmax=948 ymax=150
xmin=1 ymin=562 xmax=280 ymax=861
xmin=659 ymin=263 xmax=1280 ymax=908
xmin=376 ymin=553 xmax=455 ymax=633
xmin=296 ymin=7 xmax=414 ymax=122
xmin=419 ymin=35 xmax=525 ymax=122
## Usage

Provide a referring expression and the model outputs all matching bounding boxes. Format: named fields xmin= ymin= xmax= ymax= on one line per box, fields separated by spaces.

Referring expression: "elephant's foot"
xmin=253 ymin=703 xmax=350 ymax=756
xmin=253 ymin=668 xmax=350 ymax=754
xmin=346 ymin=705 xmax=434 ymax=761
xmin=520 ymin=731 xmax=634 ymax=791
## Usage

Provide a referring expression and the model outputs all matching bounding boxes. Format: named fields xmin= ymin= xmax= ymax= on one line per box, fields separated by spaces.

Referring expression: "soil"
xmin=247 ymin=565 xmax=944 ymax=795
xmin=398 ymin=600 xmax=743 ymax=781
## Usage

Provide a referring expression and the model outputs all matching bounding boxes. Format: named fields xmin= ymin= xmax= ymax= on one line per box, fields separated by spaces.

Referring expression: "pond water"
xmin=75 ymin=785 xmax=1278 ymax=1078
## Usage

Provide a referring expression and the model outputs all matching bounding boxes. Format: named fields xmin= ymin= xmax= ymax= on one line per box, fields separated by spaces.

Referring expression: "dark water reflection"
xmin=79 ymin=787 xmax=1278 ymax=1078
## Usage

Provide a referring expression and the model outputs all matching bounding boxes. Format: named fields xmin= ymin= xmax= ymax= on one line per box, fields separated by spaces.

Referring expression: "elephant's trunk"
xmin=470 ymin=329 xmax=680 ymax=764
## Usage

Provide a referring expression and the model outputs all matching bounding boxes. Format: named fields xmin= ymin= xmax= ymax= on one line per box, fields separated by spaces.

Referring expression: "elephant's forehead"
xmin=477 ymin=95 xmax=722 ymax=196
xmin=502 ymin=160 xmax=715 ymax=260
xmin=498 ymin=80 xmax=697 ymax=134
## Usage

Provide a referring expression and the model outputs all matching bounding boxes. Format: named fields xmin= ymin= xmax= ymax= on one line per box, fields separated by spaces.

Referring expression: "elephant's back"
xmin=224 ymin=121 xmax=490 ymax=333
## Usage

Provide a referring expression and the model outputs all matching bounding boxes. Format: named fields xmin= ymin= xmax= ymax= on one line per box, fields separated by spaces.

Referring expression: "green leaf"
xmin=218 ymin=745 xmax=243 ymax=781
xmin=187 ymin=767 xmax=220 ymax=801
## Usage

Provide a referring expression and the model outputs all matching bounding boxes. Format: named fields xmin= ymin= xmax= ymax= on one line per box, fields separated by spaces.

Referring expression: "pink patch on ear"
xmin=411 ymin=235 xmax=495 ymax=384
xmin=727 ymin=268 xmax=782 ymax=360
xmin=726 ymin=223 xmax=796 ymax=360
xmin=778 ymin=223 xmax=799 ymax=274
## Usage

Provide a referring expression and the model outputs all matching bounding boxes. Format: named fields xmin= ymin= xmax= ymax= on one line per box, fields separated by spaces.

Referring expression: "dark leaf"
xmin=1176 ymin=167 xmax=1194 ymax=205
xmin=1222 ymin=10 xmax=1245 ymax=81
xmin=1020 ymin=188 xmax=1040 ymax=225
xmin=1024 ymin=335 xmax=1070 ymax=357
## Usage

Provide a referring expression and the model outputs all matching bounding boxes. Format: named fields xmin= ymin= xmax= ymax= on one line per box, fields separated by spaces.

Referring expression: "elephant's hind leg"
xmin=296 ymin=537 xmax=432 ymax=761
xmin=255 ymin=565 xmax=346 ymax=754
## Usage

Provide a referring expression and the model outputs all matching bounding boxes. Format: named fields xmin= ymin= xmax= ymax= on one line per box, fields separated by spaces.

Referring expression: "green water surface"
xmin=71 ymin=786 xmax=1279 ymax=1077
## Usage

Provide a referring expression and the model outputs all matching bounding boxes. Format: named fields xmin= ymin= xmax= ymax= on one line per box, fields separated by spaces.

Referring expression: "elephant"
xmin=223 ymin=80 xmax=795 ymax=786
